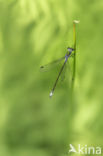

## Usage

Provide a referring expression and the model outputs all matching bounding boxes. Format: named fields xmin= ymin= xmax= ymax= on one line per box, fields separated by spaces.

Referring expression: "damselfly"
xmin=40 ymin=47 xmax=75 ymax=97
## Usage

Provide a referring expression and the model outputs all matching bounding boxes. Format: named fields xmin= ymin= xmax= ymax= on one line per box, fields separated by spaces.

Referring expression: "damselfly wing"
xmin=40 ymin=47 xmax=75 ymax=97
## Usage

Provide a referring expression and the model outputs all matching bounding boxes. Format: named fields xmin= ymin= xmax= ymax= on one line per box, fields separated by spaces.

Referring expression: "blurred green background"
xmin=0 ymin=0 xmax=103 ymax=156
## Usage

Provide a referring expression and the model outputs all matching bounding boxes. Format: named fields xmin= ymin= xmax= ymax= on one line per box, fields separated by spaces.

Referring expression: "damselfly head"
xmin=67 ymin=47 xmax=75 ymax=53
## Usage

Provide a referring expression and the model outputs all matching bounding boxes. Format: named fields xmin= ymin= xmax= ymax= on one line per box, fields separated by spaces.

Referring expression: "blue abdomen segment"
xmin=65 ymin=54 xmax=69 ymax=62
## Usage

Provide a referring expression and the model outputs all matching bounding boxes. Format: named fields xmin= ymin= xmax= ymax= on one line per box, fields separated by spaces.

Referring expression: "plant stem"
xmin=72 ymin=20 xmax=79 ymax=92
xmin=72 ymin=22 xmax=76 ymax=91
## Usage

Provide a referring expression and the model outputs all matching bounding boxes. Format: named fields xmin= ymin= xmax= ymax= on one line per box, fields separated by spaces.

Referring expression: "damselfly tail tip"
xmin=49 ymin=91 xmax=53 ymax=98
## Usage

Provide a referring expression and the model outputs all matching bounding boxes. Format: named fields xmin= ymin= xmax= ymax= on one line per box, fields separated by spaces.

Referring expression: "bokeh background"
xmin=0 ymin=0 xmax=103 ymax=156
